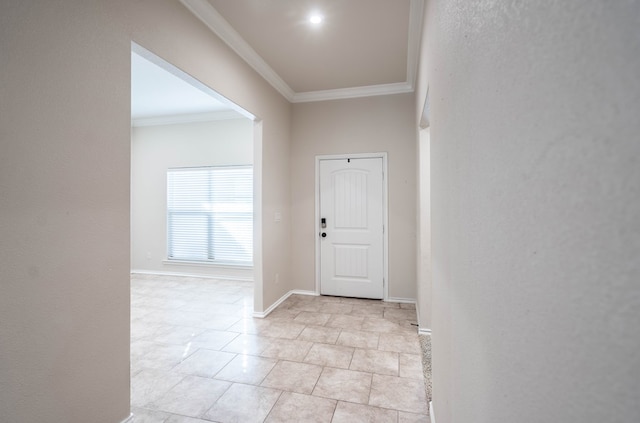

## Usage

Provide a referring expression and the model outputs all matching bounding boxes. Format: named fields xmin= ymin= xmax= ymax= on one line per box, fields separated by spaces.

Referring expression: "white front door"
xmin=319 ymin=157 xmax=384 ymax=299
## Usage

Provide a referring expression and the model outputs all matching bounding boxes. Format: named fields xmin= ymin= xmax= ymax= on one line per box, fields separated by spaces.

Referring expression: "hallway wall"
xmin=423 ymin=1 xmax=640 ymax=422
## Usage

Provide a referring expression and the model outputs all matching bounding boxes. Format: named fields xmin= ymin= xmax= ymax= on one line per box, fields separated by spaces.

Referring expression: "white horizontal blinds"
xmin=167 ymin=168 xmax=210 ymax=261
xmin=209 ymin=167 xmax=253 ymax=263
xmin=167 ymin=166 xmax=253 ymax=266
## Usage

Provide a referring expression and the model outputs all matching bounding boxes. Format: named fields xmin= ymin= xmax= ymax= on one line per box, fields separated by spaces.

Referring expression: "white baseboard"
xmin=253 ymin=291 xmax=292 ymax=318
xmin=411 ymin=299 xmax=431 ymax=335
xmin=290 ymin=289 xmax=319 ymax=297
xmin=418 ymin=327 xmax=432 ymax=335
xmin=386 ymin=297 xmax=417 ymax=304
xmin=120 ymin=413 xmax=134 ymax=423
xmin=252 ymin=289 xmax=318 ymax=318
xmin=430 ymin=401 xmax=435 ymax=423
xmin=130 ymin=269 xmax=253 ymax=282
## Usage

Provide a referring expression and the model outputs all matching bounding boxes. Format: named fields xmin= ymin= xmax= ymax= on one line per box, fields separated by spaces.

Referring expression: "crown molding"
xmin=180 ymin=0 xmax=424 ymax=103
xmin=292 ymin=82 xmax=413 ymax=103
xmin=180 ymin=0 xmax=295 ymax=101
xmin=132 ymin=110 xmax=244 ymax=127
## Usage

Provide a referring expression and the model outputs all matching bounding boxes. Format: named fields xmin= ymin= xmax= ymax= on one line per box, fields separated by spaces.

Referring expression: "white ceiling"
xmin=131 ymin=50 xmax=236 ymax=122
xmin=182 ymin=0 xmax=423 ymax=102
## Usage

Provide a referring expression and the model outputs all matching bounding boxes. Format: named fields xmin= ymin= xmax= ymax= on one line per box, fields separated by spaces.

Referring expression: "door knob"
xmin=321 ymin=232 xmax=327 ymax=238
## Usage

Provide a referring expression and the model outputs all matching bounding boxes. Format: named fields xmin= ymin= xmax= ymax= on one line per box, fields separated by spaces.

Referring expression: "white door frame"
xmin=315 ymin=152 xmax=389 ymax=300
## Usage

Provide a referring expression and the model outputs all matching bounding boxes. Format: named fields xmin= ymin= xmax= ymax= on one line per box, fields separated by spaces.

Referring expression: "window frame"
xmin=166 ymin=165 xmax=253 ymax=267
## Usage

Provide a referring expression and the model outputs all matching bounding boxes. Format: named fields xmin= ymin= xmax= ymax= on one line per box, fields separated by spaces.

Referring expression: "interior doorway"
xmin=130 ymin=42 xmax=259 ymax=283
xmin=129 ymin=40 xmax=264 ymax=409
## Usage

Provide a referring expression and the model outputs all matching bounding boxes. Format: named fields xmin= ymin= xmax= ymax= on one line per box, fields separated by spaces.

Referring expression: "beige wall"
xmin=0 ymin=2 xmax=131 ymax=422
xmin=0 ymin=0 xmax=292 ymax=421
xmin=131 ymin=119 xmax=253 ymax=279
xmin=291 ymin=94 xmax=417 ymax=300
xmin=422 ymin=1 xmax=640 ymax=422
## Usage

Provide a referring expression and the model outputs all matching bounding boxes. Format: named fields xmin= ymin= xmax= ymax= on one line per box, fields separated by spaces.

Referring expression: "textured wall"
xmin=0 ymin=2 xmax=132 ymax=422
xmin=423 ymin=0 xmax=640 ymax=422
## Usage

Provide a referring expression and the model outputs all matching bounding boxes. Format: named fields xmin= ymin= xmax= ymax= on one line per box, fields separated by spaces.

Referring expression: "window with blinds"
xmin=167 ymin=166 xmax=253 ymax=266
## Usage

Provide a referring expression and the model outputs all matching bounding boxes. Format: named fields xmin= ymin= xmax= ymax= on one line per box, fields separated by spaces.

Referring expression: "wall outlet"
xmin=275 ymin=273 xmax=280 ymax=284
xmin=146 ymin=252 xmax=152 ymax=259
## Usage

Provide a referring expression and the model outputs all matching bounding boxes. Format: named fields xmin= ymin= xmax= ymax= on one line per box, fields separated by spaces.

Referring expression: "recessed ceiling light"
xmin=309 ymin=13 xmax=323 ymax=25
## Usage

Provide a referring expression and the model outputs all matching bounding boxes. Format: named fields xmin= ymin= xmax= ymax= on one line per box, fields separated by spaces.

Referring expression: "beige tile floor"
xmin=131 ymin=274 xmax=429 ymax=423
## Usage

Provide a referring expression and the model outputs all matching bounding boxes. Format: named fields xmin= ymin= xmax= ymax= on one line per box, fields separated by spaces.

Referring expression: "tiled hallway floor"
xmin=130 ymin=274 xmax=429 ymax=423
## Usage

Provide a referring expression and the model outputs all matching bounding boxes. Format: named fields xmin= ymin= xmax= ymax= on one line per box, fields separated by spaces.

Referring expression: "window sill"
xmin=162 ymin=259 xmax=253 ymax=270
